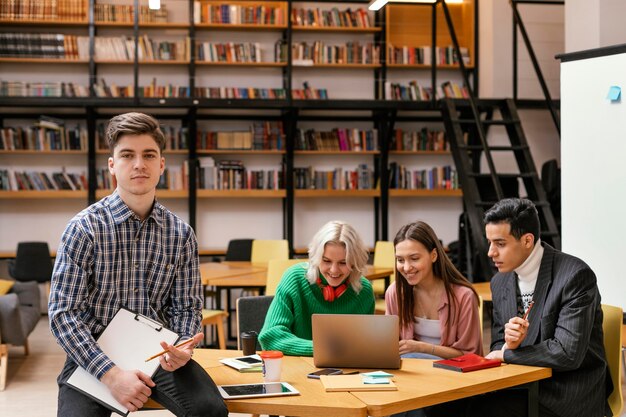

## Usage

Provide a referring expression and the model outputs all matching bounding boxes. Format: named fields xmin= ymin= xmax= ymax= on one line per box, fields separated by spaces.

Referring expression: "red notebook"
xmin=433 ymin=353 xmax=501 ymax=372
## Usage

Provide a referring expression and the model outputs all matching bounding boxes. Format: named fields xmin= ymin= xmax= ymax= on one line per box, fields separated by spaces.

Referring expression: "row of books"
xmin=157 ymin=166 xmax=186 ymax=191
xmin=194 ymin=87 xmax=287 ymax=100
xmin=387 ymin=45 xmax=470 ymax=66
xmin=294 ymin=164 xmax=374 ymax=191
xmin=92 ymin=79 xmax=190 ymax=98
xmin=384 ymin=80 xmax=469 ymax=101
xmin=98 ymin=121 xmax=285 ymax=151
xmin=292 ymin=82 xmax=328 ymax=100
xmin=0 ymin=122 xmax=87 ymax=151
xmin=291 ymin=42 xmax=380 ymax=65
xmin=0 ymin=0 xmax=87 ymax=21
xmin=0 ymin=33 xmax=87 ymax=60
xmin=197 ymin=42 xmax=264 ymax=64
xmin=197 ymin=158 xmax=283 ymax=190
xmin=0 ymin=81 xmax=88 ymax=97
xmin=295 ymin=128 xmax=378 ymax=152
xmin=193 ymin=2 xmax=285 ymax=25
xmin=1 ymin=79 xmax=461 ymax=100
xmin=94 ymin=36 xmax=190 ymax=62
xmin=388 ymin=163 xmax=458 ymax=190
xmin=391 ymin=128 xmax=448 ymax=152
xmin=290 ymin=7 xmax=372 ymax=28
xmin=95 ymin=169 xmax=113 ymax=190
xmin=94 ymin=4 xmax=168 ymax=24
xmin=0 ymin=169 xmax=87 ymax=191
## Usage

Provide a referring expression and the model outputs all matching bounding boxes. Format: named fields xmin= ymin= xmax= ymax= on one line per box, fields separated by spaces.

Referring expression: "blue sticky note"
xmin=607 ymin=86 xmax=621 ymax=101
xmin=362 ymin=377 xmax=391 ymax=384
xmin=362 ymin=371 xmax=394 ymax=378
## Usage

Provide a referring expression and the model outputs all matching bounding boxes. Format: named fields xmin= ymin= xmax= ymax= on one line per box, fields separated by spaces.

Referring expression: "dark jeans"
xmin=425 ymin=388 xmax=560 ymax=417
xmin=57 ymin=357 xmax=228 ymax=417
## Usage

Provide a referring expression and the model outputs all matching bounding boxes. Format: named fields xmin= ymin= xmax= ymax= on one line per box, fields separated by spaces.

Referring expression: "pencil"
xmin=522 ymin=300 xmax=535 ymax=320
xmin=145 ymin=338 xmax=195 ymax=362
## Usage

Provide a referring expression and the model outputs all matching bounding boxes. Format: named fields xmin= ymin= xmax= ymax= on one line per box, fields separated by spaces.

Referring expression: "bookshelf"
xmin=0 ymin=0 xmax=476 ymax=252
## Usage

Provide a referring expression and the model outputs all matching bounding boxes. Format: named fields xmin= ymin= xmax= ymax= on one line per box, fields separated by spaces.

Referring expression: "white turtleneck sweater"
xmin=514 ymin=239 xmax=544 ymax=311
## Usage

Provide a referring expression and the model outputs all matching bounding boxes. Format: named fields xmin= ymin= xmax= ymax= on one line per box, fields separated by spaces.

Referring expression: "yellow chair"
xmin=265 ymin=259 xmax=305 ymax=295
xmin=250 ymin=239 xmax=289 ymax=264
xmin=373 ymin=241 xmax=395 ymax=314
xmin=602 ymin=304 xmax=623 ymax=417
xmin=478 ymin=295 xmax=484 ymax=345
xmin=201 ymin=309 xmax=229 ymax=350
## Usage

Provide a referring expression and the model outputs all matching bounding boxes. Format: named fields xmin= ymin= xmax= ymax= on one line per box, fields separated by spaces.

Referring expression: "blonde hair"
xmin=306 ymin=220 xmax=369 ymax=292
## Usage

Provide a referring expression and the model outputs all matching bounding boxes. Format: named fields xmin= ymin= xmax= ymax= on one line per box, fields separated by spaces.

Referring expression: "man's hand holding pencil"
xmin=504 ymin=300 xmax=534 ymax=350
xmin=486 ymin=301 xmax=535 ymax=361
xmin=148 ymin=332 xmax=204 ymax=372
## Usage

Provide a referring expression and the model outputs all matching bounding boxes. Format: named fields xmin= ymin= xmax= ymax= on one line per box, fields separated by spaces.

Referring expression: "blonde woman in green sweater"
xmin=259 ymin=220 xmax=375 ymax=356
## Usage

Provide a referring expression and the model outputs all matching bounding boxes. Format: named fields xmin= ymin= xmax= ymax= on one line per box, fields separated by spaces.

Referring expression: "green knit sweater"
xmin=258 ymin=262 xmax=375 ymax=356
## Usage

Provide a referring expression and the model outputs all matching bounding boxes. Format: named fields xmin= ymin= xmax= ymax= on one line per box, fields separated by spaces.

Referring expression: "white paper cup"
xmin=259 ymin=350 xmax=283 ymax=382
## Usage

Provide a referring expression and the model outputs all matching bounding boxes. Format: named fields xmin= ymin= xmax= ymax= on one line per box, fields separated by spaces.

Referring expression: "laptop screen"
xmin=312 ymin=314 xmax=401 ymax=369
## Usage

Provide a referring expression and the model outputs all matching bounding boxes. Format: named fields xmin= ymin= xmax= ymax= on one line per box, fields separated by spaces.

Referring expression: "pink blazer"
xmin=385 ymin=283 xmax=482 ymax=355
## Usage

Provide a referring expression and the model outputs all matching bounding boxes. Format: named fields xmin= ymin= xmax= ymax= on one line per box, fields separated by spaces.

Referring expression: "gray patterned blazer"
xmin=490 ymin=243 xmax=612 ymax=417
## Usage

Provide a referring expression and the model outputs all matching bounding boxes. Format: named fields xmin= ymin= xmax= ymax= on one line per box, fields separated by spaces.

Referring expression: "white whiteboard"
xmin=560 ymin=46 xmax=626 ymax=313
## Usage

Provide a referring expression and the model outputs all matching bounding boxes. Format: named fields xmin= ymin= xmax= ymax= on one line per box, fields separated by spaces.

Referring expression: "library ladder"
xmin=441 ymin=98 xmax=561 ymax=282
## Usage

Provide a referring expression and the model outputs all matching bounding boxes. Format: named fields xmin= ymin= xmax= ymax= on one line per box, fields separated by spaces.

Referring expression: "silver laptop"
xmin=312 ymin=314 xmax=401 ymax=369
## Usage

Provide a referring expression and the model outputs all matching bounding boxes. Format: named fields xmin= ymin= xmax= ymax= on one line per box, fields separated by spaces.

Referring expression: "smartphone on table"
xmin=307 ymin=368 xmax=342 ymax=379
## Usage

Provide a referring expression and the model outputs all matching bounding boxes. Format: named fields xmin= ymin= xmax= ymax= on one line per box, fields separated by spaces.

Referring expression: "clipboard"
xmin=66 ymin=307 xmax=179 ymax=416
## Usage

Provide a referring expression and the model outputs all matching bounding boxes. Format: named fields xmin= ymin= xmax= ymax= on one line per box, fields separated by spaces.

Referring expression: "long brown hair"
xmin=393 ymin=221 xmax=478 ymax=330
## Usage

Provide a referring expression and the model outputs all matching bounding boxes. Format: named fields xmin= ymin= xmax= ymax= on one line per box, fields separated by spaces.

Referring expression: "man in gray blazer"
xmin=469 ymin=198 xmax=612 ymax=417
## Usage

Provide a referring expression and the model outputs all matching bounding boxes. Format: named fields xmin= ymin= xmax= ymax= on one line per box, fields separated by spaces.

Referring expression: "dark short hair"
xmin=106 ymin=112 xmax=166 ymax=154
xmin=484 ymin=198 xmax=540 ymax=241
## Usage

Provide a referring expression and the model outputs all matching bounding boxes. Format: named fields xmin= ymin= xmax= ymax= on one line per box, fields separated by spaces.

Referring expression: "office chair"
xmin=265 ymin=259 xmax=304 ymax=295
xmin=224 ymin=239 xmax=253 ymax=261
xmin=601 ymin=304 xmax=623 ymax=417
xmin=236 ymin=295 xmax=274 ymax=351
xmin=234 ymin=296 xmax=275 ymax=417
xmin=9 ymin=242 xmax=53 ymax=284
xmin=8 ymin=242 xmax=53 ymax=301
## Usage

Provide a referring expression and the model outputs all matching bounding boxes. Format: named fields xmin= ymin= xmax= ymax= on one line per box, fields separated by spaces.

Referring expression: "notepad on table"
xmin=433 ymin=353 xmax=501 ymax=373
xmin=219 ymin=355 xmax=263 ymax=373
xmin=319 ymin=374 xmax=398 ymax=392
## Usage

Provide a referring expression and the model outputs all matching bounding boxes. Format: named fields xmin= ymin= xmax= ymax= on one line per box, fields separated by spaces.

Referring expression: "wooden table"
xmin=196 ymin=349 xmax=552 ymax=417
xmin=197 ymin=349 xmax=367 ymax=417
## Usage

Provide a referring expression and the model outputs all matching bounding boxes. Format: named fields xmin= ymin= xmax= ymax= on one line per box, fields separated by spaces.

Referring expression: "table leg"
xmin=527 ymin=381 xmax=539 ymax=417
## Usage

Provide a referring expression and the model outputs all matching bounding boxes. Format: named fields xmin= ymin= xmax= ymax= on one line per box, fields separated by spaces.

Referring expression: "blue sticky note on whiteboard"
xmin=607 ymin=86 xmax=621 ymax=101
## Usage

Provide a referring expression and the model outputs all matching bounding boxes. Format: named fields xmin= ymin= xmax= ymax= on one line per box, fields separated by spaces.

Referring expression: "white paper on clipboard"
xmin=66 ymin=307 xmax=179 ymax=416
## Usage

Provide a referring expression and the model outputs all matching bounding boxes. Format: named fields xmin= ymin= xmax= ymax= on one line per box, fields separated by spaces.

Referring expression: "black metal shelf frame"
xmin=0 ymin=0 xmax=479 ymax=254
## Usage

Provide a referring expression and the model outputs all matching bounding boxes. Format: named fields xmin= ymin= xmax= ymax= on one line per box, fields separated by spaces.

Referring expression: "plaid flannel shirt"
xmin=49 ymin=191 xmax=202 ymax=379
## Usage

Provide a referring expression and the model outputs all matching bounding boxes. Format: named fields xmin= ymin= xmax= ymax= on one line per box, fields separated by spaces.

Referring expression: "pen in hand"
xmin=522 ymin=300 xmax=535 ymax=321
xmin=145 ymin=338 xmax=195 ymax=362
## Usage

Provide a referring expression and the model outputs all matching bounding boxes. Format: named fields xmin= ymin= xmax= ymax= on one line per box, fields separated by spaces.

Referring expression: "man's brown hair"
xmin=105 ymin=112 xmax=166 ymax=154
